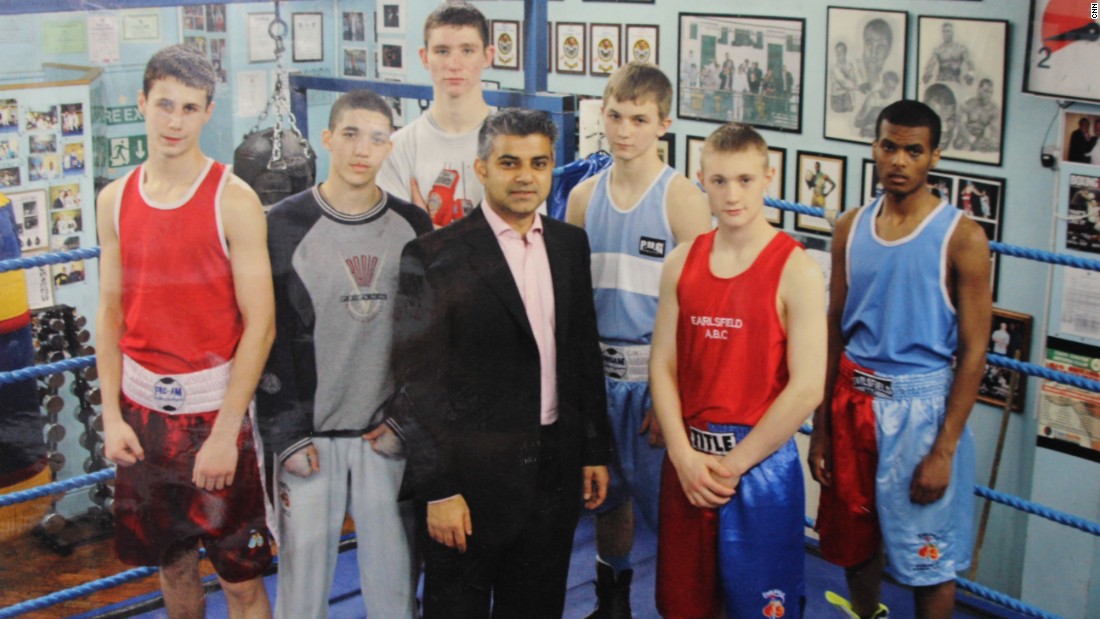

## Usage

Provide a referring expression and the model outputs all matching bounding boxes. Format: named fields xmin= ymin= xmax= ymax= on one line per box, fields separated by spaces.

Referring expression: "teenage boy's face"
xmin=420 ymin=25 xmax=493 ymax=99
xmin=602 ymin=96 xmax=671 ymax=163
xmin=698 ymin=148 xmax=772 ymax=229
xmin=138 ymin=77 xmax=213 ymax=159
xmin=322 ymin=108 xmax=393 ymax=190
xmin=872 ymin=120 xmax=941 ymax=199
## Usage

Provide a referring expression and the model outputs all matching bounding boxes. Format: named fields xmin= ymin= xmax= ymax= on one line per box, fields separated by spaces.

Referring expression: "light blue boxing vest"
xmin=842 ymin=197 xmax=963 ymax=375
xmin=586 ymin=165 xmax=677 ymax=345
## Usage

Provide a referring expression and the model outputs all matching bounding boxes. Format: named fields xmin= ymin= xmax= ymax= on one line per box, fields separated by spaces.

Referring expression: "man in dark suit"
xmin=393 ymin=108 xmax=611 ymax=619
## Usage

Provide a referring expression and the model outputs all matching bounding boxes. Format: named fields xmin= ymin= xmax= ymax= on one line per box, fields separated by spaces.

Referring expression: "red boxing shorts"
xmin=113 ymin=398 xmax=273 ymax=583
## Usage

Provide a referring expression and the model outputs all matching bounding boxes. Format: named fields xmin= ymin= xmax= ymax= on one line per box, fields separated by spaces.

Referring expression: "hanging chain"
xmin=244 ymin=0 xmax=316 ymax=171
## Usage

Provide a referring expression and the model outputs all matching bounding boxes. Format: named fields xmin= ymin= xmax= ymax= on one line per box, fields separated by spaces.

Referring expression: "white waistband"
xmin=599 ymin=342 xmax=650 ymax=382
xmin=689 ymin=426 xmax=737 ymax=456
xmin=122 ymin=355 xmax=232 ymax=415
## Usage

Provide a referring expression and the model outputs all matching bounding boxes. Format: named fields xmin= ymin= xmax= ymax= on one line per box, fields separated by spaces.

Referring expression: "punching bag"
xmin=233 ymin=128 xmax=316 ymax=207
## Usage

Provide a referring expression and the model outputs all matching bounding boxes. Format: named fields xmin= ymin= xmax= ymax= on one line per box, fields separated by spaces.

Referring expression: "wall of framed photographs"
xmin=1 ymin=1 xmax=1098 ymax=614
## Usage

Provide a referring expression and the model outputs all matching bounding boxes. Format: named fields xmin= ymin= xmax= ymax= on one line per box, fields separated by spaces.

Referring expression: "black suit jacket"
xmin=391 ymin=207 xmax=610 ymax=544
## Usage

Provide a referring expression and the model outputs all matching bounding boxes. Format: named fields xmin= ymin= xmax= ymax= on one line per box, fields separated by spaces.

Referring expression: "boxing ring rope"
xmin=1 ymin=200 xmax=1097 ymax=619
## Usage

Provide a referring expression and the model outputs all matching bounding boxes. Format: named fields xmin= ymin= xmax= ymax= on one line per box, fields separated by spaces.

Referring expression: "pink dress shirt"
xmin=482 ymin=202 xmax=559 ymax=425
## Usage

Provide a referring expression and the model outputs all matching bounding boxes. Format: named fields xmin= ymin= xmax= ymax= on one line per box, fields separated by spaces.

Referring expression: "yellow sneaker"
xmin=825 ymin=591 xmax=889 ymax=619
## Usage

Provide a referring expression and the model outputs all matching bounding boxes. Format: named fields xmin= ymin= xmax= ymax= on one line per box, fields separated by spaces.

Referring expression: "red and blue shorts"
xmin=816 ymin=355 xmax=974 ymax=586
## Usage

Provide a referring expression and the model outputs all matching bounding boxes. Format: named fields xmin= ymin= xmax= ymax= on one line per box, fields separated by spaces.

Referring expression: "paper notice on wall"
xmin=88 ymin=15 xmax=121 ymax=65
xmin=236 ymin=71 xmax=268 ymax=118
xmin=1059 ymin=267 xmax=1100 ymax=341
xmin=1039 ymin=342 xmax=1100 ymax=457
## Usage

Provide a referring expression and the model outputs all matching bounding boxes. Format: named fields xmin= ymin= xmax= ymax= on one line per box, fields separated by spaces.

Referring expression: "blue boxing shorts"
xmin=589 ymin=374 xmax=664 ymax=532
xmin=817 ymin=355 xmax=975 ymax=586
xmin=657 ymin=423 xmax=805 ymax=619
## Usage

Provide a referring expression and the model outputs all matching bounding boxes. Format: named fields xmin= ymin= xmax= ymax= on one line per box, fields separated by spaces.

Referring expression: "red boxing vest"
xmin=676 ymin=229 xmax=799 ymax=427
xmin=117 ymin=160 xmax=242 ymax=374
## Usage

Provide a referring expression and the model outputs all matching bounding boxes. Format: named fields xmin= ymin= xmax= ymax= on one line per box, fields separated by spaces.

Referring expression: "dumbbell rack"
xmin=30 ymin=305 xmax=113 ymax=555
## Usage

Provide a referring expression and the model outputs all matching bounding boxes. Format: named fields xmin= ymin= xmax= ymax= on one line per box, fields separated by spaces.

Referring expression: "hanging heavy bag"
xmin=233 ymin=128 xmax=316 ymax=206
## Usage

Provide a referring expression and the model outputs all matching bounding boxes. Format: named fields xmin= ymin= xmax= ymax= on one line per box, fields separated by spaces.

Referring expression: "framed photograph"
xmin=678 ymin=13 xmax=805 ymax=132
xmin=625 ymin=25 xmax=658 ymax=66
xmin=1024 ymin=0 xmax=1100 ymax=105
xmin=766 ymin=147 xmax=786 ymax=227
xmin=1066 ymin=172 xmax=1100 ymax=254
xmin=686 ymin=135 xmax=706 ymax=188
xmin=0 ymin=166 xmax=20 ymax=188
xmin=247 ymin=13 xmax=277 ymax=63
xmin=861 ymin=158 xmax=882 ymax=205
xmin=182 ymin=5 xmax=205 ymax=31
xmin=825 ymin=8 xmax=907 ymax=144
xmin=0 ymin=136 xmax=17 ymax=161
xmin=205 ymin=4 xmax=226 ymax=33
xmin=1063 ymin=111 xmax=1100 ymax=166
xmin=379 ymin=42 xmax=406 ymax=76
xmin=49 ymin=184 xmax=80 ymax=211
xmin=590 ymin=24 xmax=621 ymax=77
xmin=492 ymin=20 xmax=521 ymax=71
xmin=377 ymin=0 xmax=406 ymax=36
xmin=25 ymin=105 xmax=58 ymax=132
xmin=979 ymin=308 xmax=1032 ymax=412
xmin=292 ymin=12 xmax=324 ymax=62
xmin=343 ymin=48 xmax=368 ymax=78
xmin=556 ymin=22 xmax=586 ymax=74
xmin=928 ymin=168 xmax=1005 ymax=299
xmin=917 ymin=16 xmax=1008 ymax=166
xmin=51 ymin=234 xmax=83 ymax=286
xmin=796 ymin=151 xmax=846 ymax=235
xmin=578 ymin=98 xmax=605 ymax=158
xmin=0 ymin=99 xmax=17 ymax=133
xmin=9 ymin=190 xmax=48 ymax=252
xmin=657 ymin=132 xmax=676 ymax=167
xmin=343 ymin=12 xmax=366 ymax=42
xmin=62 ymin=143 xmax=85 ymax=177
xmin=23 ymin=257 xmax=54 ymax=310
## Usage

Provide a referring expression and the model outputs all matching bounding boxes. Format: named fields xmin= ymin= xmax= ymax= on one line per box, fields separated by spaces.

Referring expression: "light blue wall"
xmin=0 ymin=1 xmax=1097 ymax=615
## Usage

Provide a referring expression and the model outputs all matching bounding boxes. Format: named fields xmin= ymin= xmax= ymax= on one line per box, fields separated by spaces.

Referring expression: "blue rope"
xmin=0 ymin=566 xmax=159 ymax=619
xmin=975 ymin=484 xmax=1100 ymax=537
xmin=0 ymin=247 xmax=100 ymax=275
xmin=0 ymin=355 xmax=95 ymax=386
xmin=956 ymin=578 xmax=1066 ymax=619
xmin=0 ymin=469 xmax=115 ymax=509
xmin=987 ymin=354 xmax=1100 ymax=393
xmin=765 ymin=196 xmax=826 ymax=218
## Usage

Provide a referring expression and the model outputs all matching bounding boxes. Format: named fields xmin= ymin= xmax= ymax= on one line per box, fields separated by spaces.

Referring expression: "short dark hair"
xmin=476 ymin=108 xmax=558 ymax=160
xmin=877 ymin=99 xmax=943 ymax=150
xmin=143 ymin=44 xmax=217 ymax=105
xmin=328 ymin=90 xmax=394 ymax=130
xmin=864 ymin=18 xmax=893 ymax=48
xmin=701 ymin=123 xmax=769 ymax=170
xmin=424 ymin=1 xmax=489 ymax=48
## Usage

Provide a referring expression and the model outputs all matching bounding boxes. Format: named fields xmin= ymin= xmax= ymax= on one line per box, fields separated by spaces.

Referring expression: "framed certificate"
xmin=292 ymin=12 xmax=324 ymax=63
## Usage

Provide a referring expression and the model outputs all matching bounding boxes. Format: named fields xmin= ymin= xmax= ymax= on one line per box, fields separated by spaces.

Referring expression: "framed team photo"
xmin=917 ymin=16 xmax=1008 ymax=166
xmin=590 ymin=24 xmax=621 ymax=77
xmin=796 ymin=151 xmax=845 ymax=235
xmin=625 ymin=25 xmax=658 ymax=66
xmin=556 ymin=23 xmax=586 ymax=75
xmin=824 ymin=7 xmax=908 ymax=145
xmin=492 ymin=20 xmax=521 ymax=70
xmin=979 ymin=308 xmax=1032 ymax=412
xmin=678 ymin=13 xmax=805 ymax=133
xmin=766 ymin=146 xmax=786 ymax=227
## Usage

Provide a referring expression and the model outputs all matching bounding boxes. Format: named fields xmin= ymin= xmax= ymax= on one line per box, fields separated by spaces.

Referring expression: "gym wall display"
xmin=556 ymin=22 xmax=586 ymax=75
xmin=860 ymin=158 xmax=881 ymax=205
xmin=343 ymin=12 xmax=366 ymax=43
xmin=657 ymin=132 xmax=675 ymax=167
xmin=343 ymin=48 xmax=368 ymax=78
xmin=678 ymin=13 xmax=805 ymax=133
xmin=120 ymin=12 xmax=160 ymax=42
xmin=1065 ymin=172 xmax=1100 ymax=254
xmin=1038 ymin=337 xmax=1100 ymax=462
xmin=492 ymin=20 xmax=521 ymax=71
xmin=10 ymin=189 xmax=48 ymax=252
xmin=980 ymin=308 xmax=1033 ymax=412
xmin=1024 ymin=0 xmax=1100 ymax=105
xmin=379 ymin=42 xmax=406 ymax=77
xmin=247 ymin=13 xmax=277 ymax=63
xmin=796 ymin=151 xmax=845 ymax=235
xmin=766 ymin=146 xmax=785 ymax=227
xmin=625 ymin=25 xmax=658 ymax=66
xmin=205 ymin=4 xmax=226 ymax=33
xmin=578 ymin=97 xmax=605 ymax=158
xmin=377 ymin=0 xmax=406 ymax=37
xmin=824 ymin=7 xmax=908 ymax=145
xmin=292 ymin=12 xmax=324 ymax=63
xmin=590 ymin=24 xmax=622 ymax=77
xmin=1062 ymin=111 xmax=1100 ymax=166
xmin=917 ymin=16 xmax=1008 ymax=166
xmin=926 ymin=168 xmax=1005 ymax=299
xmin=685 ymin=135 xmax=705 ymax=189
xmin=24 ymin=259 xmax=54 ymax=310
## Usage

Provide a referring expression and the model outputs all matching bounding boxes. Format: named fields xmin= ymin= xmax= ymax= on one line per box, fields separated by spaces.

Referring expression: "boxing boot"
xmin=584 ymin=561 xmax=633 ymax=619
xmin=825 ymin=590 xmax=889 ymax=618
